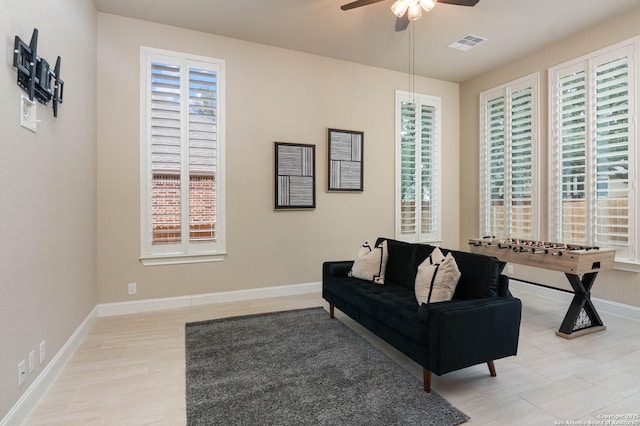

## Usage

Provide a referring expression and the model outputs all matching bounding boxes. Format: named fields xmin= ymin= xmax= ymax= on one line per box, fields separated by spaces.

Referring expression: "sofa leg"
xmin=423 ymin=368 xmax=431 ymax=393
xmin=487 ymin=360 xmax=497 ymax=377
xmin=329 ymin=303 xmax=335 ymax=319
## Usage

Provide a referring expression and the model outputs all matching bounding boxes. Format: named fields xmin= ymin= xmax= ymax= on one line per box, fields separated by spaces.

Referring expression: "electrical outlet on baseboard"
xmin=128 ymin=282 xmax=137 ymax=295
xmin=507 ymin=264 xmax=514 ymax=275
xmin=39 ymin=340 xmax=46 ymax=364
xmin=29 ymin=350 xmax=35 ymax=373
xmin=17 ymin=360 xmax=26 ymax=387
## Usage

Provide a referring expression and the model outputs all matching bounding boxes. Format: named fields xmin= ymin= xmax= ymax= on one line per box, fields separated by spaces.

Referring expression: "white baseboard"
xmin=510 ymin=280 xmax=640 ymax=321
xmin=1 ymin=306 xmax=98 ymax=426
xmin=97 ymin=281 xmax=322 ymax=317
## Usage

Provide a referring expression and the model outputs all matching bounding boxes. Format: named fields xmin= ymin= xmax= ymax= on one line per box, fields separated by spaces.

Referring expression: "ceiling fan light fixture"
xmin=407 ymin=2 xmax=423 ymax=20
xmin=419 ymin=0 xmax=437 ymax=12
xmin=391 ymin=0 xmax=409 ymax=18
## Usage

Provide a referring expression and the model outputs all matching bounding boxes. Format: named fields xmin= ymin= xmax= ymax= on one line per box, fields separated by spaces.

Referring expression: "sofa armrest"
xmin=421 ymin=297 xmax=522 ymax=375
xmin=323 ymin=261 xmax=354 ymax=278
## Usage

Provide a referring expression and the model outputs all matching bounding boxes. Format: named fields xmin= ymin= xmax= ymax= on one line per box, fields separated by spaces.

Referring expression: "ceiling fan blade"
xmin=395 ymin=14 xmax=409 ymax=32
xmin=438 ymin=0 xmax=480 ymax=6
xmin=340 ymin=0 xmax=386 ymax=11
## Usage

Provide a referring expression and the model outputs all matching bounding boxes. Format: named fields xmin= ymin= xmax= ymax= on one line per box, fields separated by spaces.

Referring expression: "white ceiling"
xmin=94 ymin=0 xmax=640 ymax=83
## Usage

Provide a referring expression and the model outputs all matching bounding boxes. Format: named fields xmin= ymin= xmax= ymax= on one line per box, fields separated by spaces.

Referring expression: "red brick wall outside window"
xmin=151 ymin=175 xmax=215 ymax=245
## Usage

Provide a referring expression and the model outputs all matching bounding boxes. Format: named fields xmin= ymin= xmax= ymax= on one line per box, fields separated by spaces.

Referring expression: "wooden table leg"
xmin=556 ymin=272 xmax=606 ymax=339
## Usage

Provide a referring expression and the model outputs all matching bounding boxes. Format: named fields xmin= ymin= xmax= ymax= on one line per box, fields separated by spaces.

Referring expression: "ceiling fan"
xmin=340 ymin=0 xmax=480 ymax=32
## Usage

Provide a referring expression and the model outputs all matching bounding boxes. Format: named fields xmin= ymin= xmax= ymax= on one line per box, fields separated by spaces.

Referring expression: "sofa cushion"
xmin=440 ymin=249 xmax=504 ymax=299
xmin=381 ymin=238 xmax=423 ymax=289
xmin=324 ymin=275 xmax=429 ymax=346
xmin=415 ymin=252 xmax=461 ymax=305
xmin=349 ymin=240 xmax=388 ymax=284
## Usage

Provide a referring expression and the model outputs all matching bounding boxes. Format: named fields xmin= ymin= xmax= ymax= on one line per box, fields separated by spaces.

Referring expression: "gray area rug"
xmin=185 ymin=307 xmax=469 ymax=426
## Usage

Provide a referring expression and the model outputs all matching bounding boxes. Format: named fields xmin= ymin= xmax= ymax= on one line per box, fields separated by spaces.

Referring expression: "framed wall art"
xmin=274 ymin=142 xmax=316 ymax=209
xmin=328 ymin=128 xmax=363 ymax=192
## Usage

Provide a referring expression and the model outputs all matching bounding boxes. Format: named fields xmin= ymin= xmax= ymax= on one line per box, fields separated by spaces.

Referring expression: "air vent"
xmin=448 ymin=34 xmax=487 ymax=51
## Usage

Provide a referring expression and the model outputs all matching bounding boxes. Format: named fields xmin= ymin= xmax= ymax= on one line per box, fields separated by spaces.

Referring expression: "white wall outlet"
xmin=39 ymin=340 xmax=46 ymax=364
xmin=20 ymin=95 xmax=37 ymax=133
xmin=128 ymin=282 xmax=137 ymax=295
xmin=18 ymin=360 xmax=26 ymax=386
xmin=28 ymin=350 xmax=35 ymax=373
xmin=507 ymin=264 xmax=514 ymax=275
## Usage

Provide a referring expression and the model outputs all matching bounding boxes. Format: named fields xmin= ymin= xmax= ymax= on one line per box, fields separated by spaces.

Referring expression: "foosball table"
xmin=468 ymin=237 xmax=616 ymax=339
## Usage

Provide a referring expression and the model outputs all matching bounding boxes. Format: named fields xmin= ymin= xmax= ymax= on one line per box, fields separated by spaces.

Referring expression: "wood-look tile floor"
xmin=23 ymin=289 xmax=640 ymax=425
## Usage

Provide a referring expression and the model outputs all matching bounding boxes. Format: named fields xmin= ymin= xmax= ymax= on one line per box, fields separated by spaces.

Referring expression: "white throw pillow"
xmin=349 ymin=240 xmax=388 ymax=284
xmin=427 ymin=247 xmax=446 ymax=264
xmin=414 ymin=247 xmax=444 ymax=303
xmin=415 ymin=251 xmax=461 ymax=305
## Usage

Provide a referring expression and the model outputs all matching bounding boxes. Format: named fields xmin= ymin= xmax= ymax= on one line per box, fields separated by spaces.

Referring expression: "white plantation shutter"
xmin=595 ymin=57 xmax=630 ymax=250
xmin=420 ymin=104 xmax=437 ymax=235
xmin=510 ymin=87 xmax=534 ymax=238
xmin=482 ymin=95 xmax=506 ymax=237
xmin=555 ymin=69 xmax=588 ymax=244
xmin=188 ymin=68 xmax=217 ymax=175
xmin=550 ymin=41 xmax=636 ymax=261
xmin=150 ymin=63 xmax=182 ymax=245
xmin=396 ymin=91 xmax=441 ymax=243
xmin=141 ymin=48 xmax=226 ymax=264
xmin=150 ymin=63 xmax=182 ymax=173
xmin=188 ymin=66 xmax=217 ymax=243
xmin=480 ymin=74 xmax=538 ymax=240
xmin=399 ymin=101 xmax=417 ymax=235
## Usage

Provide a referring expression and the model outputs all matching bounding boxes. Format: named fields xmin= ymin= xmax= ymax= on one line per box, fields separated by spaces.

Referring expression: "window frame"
xmin=394 ymin=90 xmax=442 ymax=243
xmin=139 ymin=46 xmax=226 ymax=266
xmin=548 ymin=37 xmax=638 ymax=266
xmin=479 ymin=73 xmax=540 ymax=240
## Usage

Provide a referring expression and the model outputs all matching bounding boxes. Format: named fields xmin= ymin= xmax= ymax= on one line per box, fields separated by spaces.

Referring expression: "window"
xmin=395 ymin=91 xmax=441 ymax=243
xmin=479 ymin=74 xmax=539 ymax=240
xmin=549 ymin=39 xmax=637 ymax=262
xmin=140 ymin=47 xmax=226 ymax=265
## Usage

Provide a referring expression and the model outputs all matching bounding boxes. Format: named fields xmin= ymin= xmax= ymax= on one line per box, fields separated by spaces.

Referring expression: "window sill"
xmin=140 ymin=252 xmax=227 ymax=266
xmin=613 ymin=260 xmax=640 ymax=273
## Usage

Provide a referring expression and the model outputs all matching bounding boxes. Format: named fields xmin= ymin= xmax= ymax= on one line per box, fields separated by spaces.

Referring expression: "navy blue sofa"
xmin=322 ymin=238 xmax=522 ymax=392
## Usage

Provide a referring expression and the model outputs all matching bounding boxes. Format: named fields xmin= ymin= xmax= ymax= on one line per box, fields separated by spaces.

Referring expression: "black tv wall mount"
xmin=13 ymin=28 xmax=64 ymax=117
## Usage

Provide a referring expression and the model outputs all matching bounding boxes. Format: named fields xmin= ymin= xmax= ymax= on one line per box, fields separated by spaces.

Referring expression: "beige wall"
xmin=0 ymin=0 xmax=97 ymax=417
xmin=460 ymin=5 xmax=640 ymax=306
xmin=96 ymin=13 xmax=460 ymax=303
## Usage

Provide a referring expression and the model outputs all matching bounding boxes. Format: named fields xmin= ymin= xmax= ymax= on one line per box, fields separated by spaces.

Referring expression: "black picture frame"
xmin=328 ymin=128 xmax=364 ymax=192
xmin=274 ymin=142 xmax=316 ymax=209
